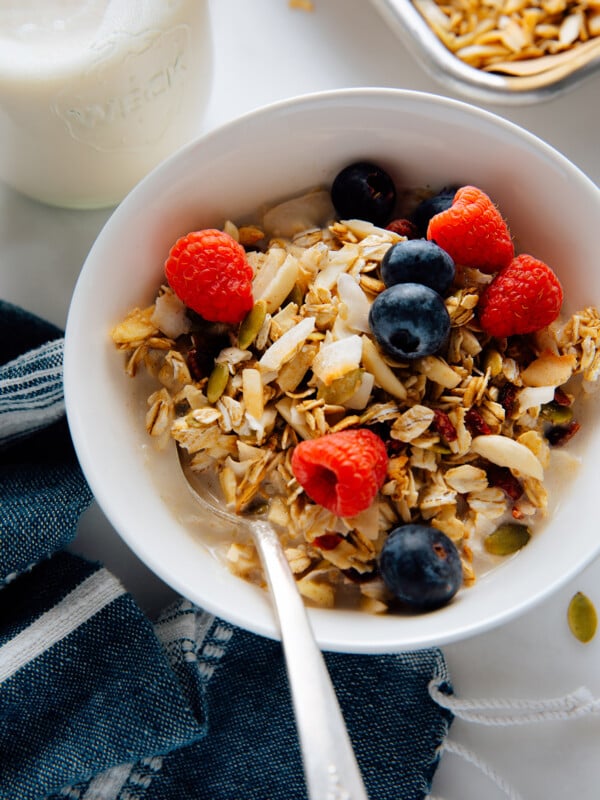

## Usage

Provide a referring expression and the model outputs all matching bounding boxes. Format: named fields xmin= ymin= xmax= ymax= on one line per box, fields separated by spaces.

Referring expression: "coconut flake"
xmin=312 ymin=334 xmax=363 ymax=385
xmin=336 ymin=273 xmax=371 ymax=333
xmin=258 ymin=316 xmax=316 ymax=373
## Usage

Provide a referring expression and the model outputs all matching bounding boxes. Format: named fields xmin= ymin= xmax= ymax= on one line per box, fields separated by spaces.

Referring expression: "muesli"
xmin=112 ymin=164 xmax=600 ymax=614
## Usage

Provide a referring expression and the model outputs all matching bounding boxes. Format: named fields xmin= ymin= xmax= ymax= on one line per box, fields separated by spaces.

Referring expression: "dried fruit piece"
xmin=545 ymin=421 xmax=581 ymax=446
xmin=386 ymin=218 xmax=419 ymax=238
xmin=165 ymin=229 xmax=254 ymax=324
xmin=498 ymin=383 xmax=519 ymax=417
xmin=478 ymin=255 xmax=563 ymax=337
xmin=465 ymin=407 xmax=492 ymax=436
xmin=484 ymin=523 xmax=531 ymax=555
xmin=567 ymin=592 xmax=597 ymax=643
xmin=486 ymin=465 xmax=523 ymax=501
xmin=427 ymin=185 xmax=514 ymax=273
xmin=432 ymin=408 xmax=458 ymax=442
xmin=291 ymin=428 xmax=388 ymax=517
xmin=313 ymin=532 xmax=344 ymax=550
xmin=553 ymin=387 xmax=572 ymax=407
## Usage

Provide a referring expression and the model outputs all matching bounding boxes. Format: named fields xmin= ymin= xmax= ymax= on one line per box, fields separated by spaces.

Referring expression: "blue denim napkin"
xmin=0 ymin=299 xmax=454 ymax=800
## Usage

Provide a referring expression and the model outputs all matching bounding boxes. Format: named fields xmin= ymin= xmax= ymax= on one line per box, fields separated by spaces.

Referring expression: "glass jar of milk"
xmin=0 ymin=1 xmax=212 ymax=209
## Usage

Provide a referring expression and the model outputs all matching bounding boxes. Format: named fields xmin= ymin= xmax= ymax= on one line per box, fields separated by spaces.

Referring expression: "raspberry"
xmin=478 ymin=254 xmax=563 ymax=338
xmin=165 ymin=229 xmax=254 ymax=325
xmin=427 ymin=186 xmax=514 ymax=274
xmin=291 ymin=429 xmax=388 ymax=518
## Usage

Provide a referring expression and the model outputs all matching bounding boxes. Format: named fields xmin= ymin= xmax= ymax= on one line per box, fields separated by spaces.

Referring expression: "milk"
xmin=0 ymin=1 xmax=213 ymax=208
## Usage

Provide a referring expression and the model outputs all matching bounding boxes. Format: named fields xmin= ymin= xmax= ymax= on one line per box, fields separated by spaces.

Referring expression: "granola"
xmin=112 ymin=187 xmax=600 ymax=613
xmin=413 ymin=0 xmax=600 ymax=73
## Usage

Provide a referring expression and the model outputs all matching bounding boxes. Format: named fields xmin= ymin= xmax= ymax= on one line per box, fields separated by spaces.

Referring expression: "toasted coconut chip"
xmin=254 ymin=253 xmax=300 ymax=314
xmin=312 ymin=334 xmax=363 ymax=385
xmin=151 ymin=288 xmax=192 ymax=339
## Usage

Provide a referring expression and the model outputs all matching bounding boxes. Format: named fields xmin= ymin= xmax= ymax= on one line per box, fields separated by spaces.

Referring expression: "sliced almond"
xmin=417 ymin=355 xmax=462 ymax=389
xmin=471 ymin=434 xmax=544 ymax=480
xmin=361 ymin=336 xmax=408 ymax=400
xmin=521 ymin=351 xmax=576 ymax=387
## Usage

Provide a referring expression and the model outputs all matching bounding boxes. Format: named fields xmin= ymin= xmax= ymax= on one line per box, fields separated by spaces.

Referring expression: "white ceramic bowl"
xmin=65 ymin=88 xmax=600 ymax=653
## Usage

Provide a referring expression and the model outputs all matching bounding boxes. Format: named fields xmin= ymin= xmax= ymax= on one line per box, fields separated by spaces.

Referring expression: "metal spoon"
xmin=177 ymin=445 xmax=369 ymax=800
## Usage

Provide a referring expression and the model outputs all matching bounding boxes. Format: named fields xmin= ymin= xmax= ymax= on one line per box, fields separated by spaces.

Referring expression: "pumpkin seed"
xmin=567 ymin=592 xmax=597 ymax=643
xmin=540 ymin=401 xmax=573 ymax=425
xmin=206 ymin=362 xmax=229 ymax=404
xmin=482 ymin=347 xmax=503 ymax=377
xmin=484 ymin=523 xmax=531 ymax=555
xmin=238 ymin=300 xmax=267 ymax=350
xmin=317 ymin=368 xmax=363 ymax=404
xmin=430 ymin=443 xmax=452 ymax=455
xmin=286 ymin=284 xmax=305 ymax=308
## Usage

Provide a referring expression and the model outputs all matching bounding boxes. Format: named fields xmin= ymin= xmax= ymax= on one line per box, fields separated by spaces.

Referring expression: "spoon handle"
xmin=250 ymin=519 xmax=369 ymax=800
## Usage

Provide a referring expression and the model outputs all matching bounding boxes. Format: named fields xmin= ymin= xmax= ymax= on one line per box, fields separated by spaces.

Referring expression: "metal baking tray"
xmin=371 ymin=0 xmax=600 ymax=104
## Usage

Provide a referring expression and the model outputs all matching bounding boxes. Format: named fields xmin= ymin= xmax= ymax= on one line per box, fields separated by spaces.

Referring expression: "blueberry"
xmin=368 ymin=283 xmax=450 ymax=360
xmin=331 ymin=162 xmax=396 ymax=227
xmin=411 ymin=187 xmax=458 ymax=237
xmin=381 ymin=239 xmax=455 ymax=296
xmin=379 ymin=524 xmax=463 ymax=610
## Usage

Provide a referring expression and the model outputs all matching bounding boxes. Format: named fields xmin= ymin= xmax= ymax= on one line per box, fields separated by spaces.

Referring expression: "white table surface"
xmin=2 ymin=2 xmax=599 ymax=798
